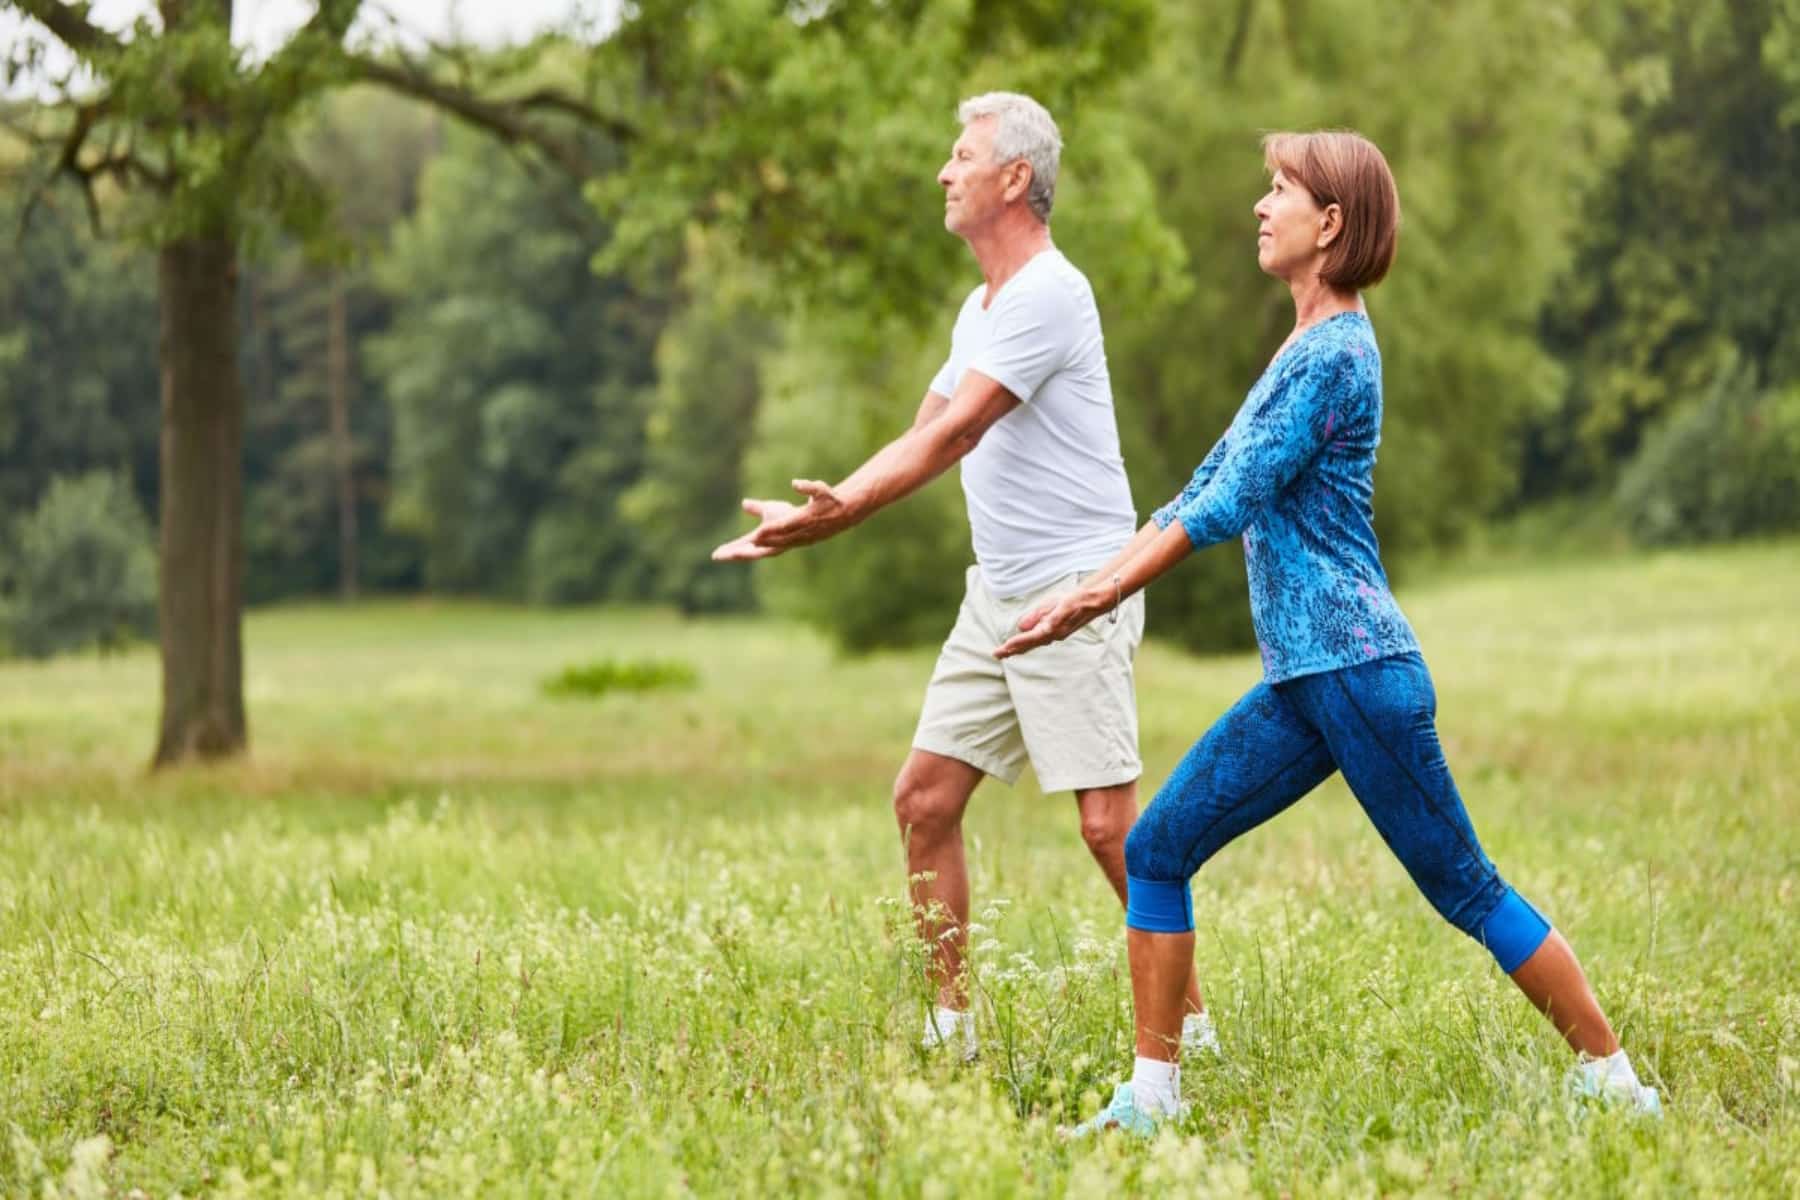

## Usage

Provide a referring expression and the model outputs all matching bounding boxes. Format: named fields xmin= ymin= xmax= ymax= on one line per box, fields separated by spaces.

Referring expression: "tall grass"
xmin=1 ymin=543 xmax=1796 ymax=1195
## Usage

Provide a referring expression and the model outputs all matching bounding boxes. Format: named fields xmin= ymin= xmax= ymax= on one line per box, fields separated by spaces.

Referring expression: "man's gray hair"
xmin=957 ymin=92 xmax=1061 ymax=224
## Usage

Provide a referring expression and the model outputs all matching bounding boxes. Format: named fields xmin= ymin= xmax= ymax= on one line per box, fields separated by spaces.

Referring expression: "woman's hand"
xmin=994 ymin=585 xmax=1112 ymax=659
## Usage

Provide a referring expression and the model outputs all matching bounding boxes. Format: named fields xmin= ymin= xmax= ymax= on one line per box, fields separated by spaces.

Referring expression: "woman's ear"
xmin=1317 ymin=202 xmax=1344 ymax=250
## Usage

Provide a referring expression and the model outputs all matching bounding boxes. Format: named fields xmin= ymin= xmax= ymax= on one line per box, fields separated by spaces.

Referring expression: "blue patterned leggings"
xmin=1124 ymin=652 xmax=1550 ymax=972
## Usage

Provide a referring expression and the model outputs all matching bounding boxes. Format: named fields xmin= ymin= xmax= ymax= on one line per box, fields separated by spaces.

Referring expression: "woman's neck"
xmin=1286 ymin=272 xmax=1362 ymax=330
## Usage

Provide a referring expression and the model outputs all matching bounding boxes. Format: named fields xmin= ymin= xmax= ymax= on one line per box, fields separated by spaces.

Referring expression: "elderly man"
xmin=714 ymin=92 xmax=1210 ymax=1060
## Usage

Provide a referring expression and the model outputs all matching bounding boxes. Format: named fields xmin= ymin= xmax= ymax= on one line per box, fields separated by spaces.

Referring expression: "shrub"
xmin=6 ymin=471 xmax=158 ymax=658
xmin=541 ymin=657 xmax=698 ymax=699
xmin=1616 ymin=365 xmax=1800 ymax=546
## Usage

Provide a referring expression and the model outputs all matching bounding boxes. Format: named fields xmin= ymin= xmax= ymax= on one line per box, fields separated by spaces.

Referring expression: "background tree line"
xmin=2 ymin=0 xmax=1795 ymax=678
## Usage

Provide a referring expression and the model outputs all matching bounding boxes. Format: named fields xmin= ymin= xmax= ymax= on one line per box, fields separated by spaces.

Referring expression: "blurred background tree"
xmin=1099 ymin=0 xmax=1628 ymax=649
xmin=368 ymin=126 xmax=667 ymax=604
xmin=0 ymin=184 xmax=159 ymax=533
xmin=240 ymin=85 xmax=442 ymax=604
xmin=2 ymin=0 xmax=1795 ymax=690
xmin=3 ymin=471 xmax=157 ymax=658
xmin=1526 ymin=0 xmax=1800 ymax=542
xmin=619 ymin=235 xmax=770 ymax=616
xmin=0 ymin=0 xmax=634 ymax=763
xmin=589 ymin=0 xmax=1188 ymax=650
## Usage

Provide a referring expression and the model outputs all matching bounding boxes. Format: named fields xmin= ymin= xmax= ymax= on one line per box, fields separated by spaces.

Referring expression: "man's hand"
xmin=993 ymin=586 xmax=1111 ymax=658
xmin=710 ymin=479 xmax=855 ymax=561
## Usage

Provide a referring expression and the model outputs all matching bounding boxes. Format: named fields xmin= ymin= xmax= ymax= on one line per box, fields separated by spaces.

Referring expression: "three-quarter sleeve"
xmin=1151 ymin=438 xmax=1228 ymax=529
xmin=1171 ymin=346 xmax=1357 ymax=549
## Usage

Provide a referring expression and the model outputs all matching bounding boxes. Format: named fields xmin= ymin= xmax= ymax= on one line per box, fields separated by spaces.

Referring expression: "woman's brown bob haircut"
xmin=1262 ymin=131 xmax=1400 ymax=290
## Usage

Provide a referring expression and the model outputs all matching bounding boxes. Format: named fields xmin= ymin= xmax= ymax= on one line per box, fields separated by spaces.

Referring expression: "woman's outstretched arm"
xmin=993 ymin=521 xmax=1193 ymax=658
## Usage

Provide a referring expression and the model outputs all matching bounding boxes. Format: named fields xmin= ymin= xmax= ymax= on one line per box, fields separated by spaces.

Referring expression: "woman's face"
xmin=1254 ymin=170 xmax=1335 ymax=280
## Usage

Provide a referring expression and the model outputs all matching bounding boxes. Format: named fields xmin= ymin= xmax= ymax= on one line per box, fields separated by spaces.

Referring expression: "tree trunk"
xmin=153 ymin=233 xmax=248 ymax=766
xmin=327 ymin=274 xmax=359 ymax=599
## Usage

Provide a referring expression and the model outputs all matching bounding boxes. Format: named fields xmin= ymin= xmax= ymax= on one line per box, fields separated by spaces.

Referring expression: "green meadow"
xmin=2 ymin=541 xmax=1796 ymax=1196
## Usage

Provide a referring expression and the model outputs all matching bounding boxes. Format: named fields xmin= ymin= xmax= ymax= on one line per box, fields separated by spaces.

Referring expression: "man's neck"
xmin=965 ymin=216 xmax=1054 ymax=306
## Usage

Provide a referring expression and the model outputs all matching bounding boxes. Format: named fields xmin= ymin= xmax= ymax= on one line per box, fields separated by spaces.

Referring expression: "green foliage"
xmin=747 ymin=307 xmax=973 ymax=652
xmin=594 ymin=0 xmax=1186 ymax=651
xmin=1102 ymin=0 xmax=1626 ymax=649
xmin=1616 ymin=362 xmax=1800 ymax=545
xmin=1770 ymin=0 xmax=1800 ymax=124
xmin=1530 ymin=0 xmax=1800 ymax=494
xmin=540 ymin=655 xmax=698 ymax=698
xmin=8 ymin=1 xmax=359 ymax=251
xmin=9 ymin=0 xmax=1795 ymax=652
xmin=370 ymin=130 xmax=667 ymax=601
xmin=240 ymin=88 xmax=445 ymax=602
xmin=0 ymin=186 xmax=160 ymax=525
xmin=621 ymin=240 xmax=771 ymax=614
xmin=592 ymin=0 xmax=1165 ymax=328
xmin=723 ymin=0 xmax=1625 ymax=654
xmin=4 ymin=471 xmax=156 ymax=658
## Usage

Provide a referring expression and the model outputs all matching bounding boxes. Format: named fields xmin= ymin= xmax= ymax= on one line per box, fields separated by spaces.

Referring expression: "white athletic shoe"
xmin=1570 ymin=1053 xmax=1662 ymax=1117
xmin=921 ymin=1006 xmax=978 ymax=1063
xmin=1181 ymin=1011 xmax=1221 ymax=1058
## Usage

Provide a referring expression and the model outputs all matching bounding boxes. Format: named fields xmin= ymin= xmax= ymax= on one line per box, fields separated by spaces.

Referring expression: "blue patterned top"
xmin=1151 ymin=311 xmax=1419 ymax=682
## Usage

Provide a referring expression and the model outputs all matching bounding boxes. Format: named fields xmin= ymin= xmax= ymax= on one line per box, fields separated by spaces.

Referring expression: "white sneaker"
xmin=1181 ymin=1011 xmax=1221 ymax=1057
xmin=921 ymin=1006 xmax=978 ymax=1063
xmin=1570 ymin=1052 xmax=1662 ymax=1117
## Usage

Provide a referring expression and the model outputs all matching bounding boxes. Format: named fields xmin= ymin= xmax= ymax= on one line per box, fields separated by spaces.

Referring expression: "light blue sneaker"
xmin=1065 ymin=1083 xmax=1169 ymax=1139
xmin=1570 ymin=1065 xmax=1663 ymax=1117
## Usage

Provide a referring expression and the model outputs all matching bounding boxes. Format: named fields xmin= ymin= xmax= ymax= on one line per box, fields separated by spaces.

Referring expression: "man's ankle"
xmin=921 ymin=1004 xmax=978 ymax=1059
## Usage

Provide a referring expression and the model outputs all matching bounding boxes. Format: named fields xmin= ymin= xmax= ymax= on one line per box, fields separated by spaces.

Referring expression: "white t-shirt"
xmin=930 ymin=249 xmax=1137 ymax=597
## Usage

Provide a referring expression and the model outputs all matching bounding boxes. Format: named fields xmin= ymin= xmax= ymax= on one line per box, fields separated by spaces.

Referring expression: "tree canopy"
xmin=3 ymin=0 xmax=1795 ymax=702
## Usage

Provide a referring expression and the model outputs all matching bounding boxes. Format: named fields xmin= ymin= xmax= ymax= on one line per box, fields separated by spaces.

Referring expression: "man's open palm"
xmin=710 ymin=480 xmax=850 ymax=561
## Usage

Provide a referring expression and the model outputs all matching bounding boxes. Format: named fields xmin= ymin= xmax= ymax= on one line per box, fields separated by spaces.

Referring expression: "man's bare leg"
xmin=893 ymin=748 xmax=987 ymax=1007
xmin=1074 ymin=780 xmax=1205 ymax=1017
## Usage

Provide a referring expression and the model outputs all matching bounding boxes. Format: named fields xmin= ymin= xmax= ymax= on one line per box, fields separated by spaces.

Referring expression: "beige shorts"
xmin=912 ymin=565 xmax=1145 ymax=793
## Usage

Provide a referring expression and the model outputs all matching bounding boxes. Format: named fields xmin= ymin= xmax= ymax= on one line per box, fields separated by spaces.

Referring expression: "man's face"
xmin=938 ymin=117 xmax=1016 ymax=237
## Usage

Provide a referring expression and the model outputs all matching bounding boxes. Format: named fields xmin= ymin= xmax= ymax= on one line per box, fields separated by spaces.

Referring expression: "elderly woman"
xmin=995 ymin=130 xmax=1660 ymax=1133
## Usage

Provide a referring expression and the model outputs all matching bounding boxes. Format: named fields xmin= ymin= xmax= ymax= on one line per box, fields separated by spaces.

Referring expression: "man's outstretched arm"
xmin=711 ymin=372 xmax=1018 ymax=561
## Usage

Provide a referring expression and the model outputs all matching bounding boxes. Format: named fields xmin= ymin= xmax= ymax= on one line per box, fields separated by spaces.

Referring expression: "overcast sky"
xmin=2 ymin=1 xmax=618 ymax=95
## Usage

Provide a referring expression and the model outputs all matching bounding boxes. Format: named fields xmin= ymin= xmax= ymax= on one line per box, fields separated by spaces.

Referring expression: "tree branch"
xmin=348 ymin=54 xmax=632 ymax=178
xmin=84 ymin=143 xmax=172 ymax=189
xmin=5 ymin=96 xmax=173 ymax=240
xmin=11 ymin=0 xmax=127 ymax=60
xmin=348 ymin=19 xmax=637 ymax=146
xmin=7 ymin=98 xmax=100 ymax=235
xmin=297 ymin=0 xmax=365 ymax=44
xmin=508 ymin=86 xmax=637 ymax=145
xmin=256 ymin=0 xmax=364 ymax=87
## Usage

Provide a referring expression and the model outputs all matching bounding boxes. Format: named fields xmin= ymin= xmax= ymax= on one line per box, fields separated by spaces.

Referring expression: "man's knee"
xmin=893 ymin=765 xmax=965 ymax=840
xmin=1079 ymin=807 xmax=1129 ymax=858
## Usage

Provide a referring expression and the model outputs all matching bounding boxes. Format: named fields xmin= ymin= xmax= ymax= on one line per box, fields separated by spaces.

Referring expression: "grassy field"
xmin=2 ymin=541 xmax=1796 ymax=1196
